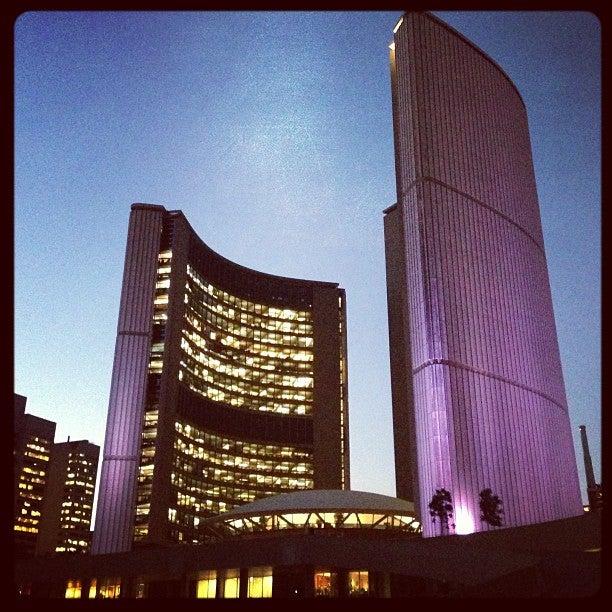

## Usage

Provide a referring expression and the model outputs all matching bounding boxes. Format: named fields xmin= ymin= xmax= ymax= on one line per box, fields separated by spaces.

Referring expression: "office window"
xmin=196 ymin=570 xmax=217 ymax=598
xmin=98 ymin=577 xmax=121 ymax=599
xmin=348 ymin=571 xmax=369 ymax=596
xmin=314 ymin=570 xmax=337 ymax=597
xmin=247 ymin=566 xmax=272 ymax=598
xmin=65 ymin=580 xmax=81 ymax=599
xmin=222 ymin=569 xmax=240 ymax=598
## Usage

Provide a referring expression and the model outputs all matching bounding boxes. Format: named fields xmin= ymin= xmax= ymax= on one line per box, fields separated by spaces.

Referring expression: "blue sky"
xmin=15 ymin=11 xmax=600 ymax=508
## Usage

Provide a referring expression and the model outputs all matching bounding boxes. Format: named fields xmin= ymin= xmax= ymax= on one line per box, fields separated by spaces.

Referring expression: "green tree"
xmin=428 ymin=488 xmax=454 ymax=535
xmin=479 ymin=488 xmax=504 ymax=527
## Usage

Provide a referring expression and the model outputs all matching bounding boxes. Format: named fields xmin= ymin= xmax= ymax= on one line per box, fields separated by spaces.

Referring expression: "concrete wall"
xmin=388 ymin=12 xmax=583 ymax=536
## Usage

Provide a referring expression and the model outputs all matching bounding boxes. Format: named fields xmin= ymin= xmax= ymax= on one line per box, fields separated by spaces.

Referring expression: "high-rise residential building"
xmin=92 ymin=204 xmax=349 ymax=554
xmin=385 ymin=12 xmax=583 ymax=536
xmin=14 ymin=394 xmax=56 ymax=556
xmin=36 ymin=439 xmax=99 ymax=554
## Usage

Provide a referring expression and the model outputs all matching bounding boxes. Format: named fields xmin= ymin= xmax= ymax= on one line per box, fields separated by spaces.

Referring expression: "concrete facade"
xmin=92 ymin=205 xmax=165 ymax=554
xmin=92 ymin=204 xmax=349 ymax=554
xmin=385 ymin=12 xmax=583 ymax=536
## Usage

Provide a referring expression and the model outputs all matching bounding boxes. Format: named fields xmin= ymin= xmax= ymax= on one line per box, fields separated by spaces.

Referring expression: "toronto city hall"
xmin=15 ymin=12 xmax=600 ymax=599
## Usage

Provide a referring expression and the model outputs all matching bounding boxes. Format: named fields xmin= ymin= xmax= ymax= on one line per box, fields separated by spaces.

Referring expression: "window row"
xmin=175 ymin=438 xmax=312 ymax=475
xmin=179 ymin=368 xmax=312 ymax=415
xmin=187 ymin=265 xmax=311 ymax=322
xmin=186 ymin=284 xmax=313 ymax=335
xmin=175 ymin=421 xmax=312 ymax=460
xmin=183 ymin=328 xmax=313 ymax=371
xmin=173 ymin=459 xmax=312 ymax=490
xmin=63 ymin=568 xmax=372 ymax=599
xmin=170 ymin=471 xmax=313 ymax=513
xmin=181 ymin=342 xmax=313 ymax=391
xmin=195 ymin=568 xmax=271 ymax=599
xmin=217 ymin=511 xmax=421 ymax=534
xmin=185 ymin=317 xmax=314 ymax=362
xmin=180 ymin=365 xmax=312 ymax=414
xmin=184 ymin=307 xmax=314 ymax=350
xmin=133 ymin=409 xmax=159 ymax=539
xmin=65 ymin=578 xmax=120 ymax=599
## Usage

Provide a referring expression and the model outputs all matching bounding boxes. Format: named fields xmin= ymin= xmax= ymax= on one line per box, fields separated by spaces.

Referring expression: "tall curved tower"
xmin=92 ymin=204 xmax=349 ymax=553
xmin=385 ymin=12 xmax=582 ymax=536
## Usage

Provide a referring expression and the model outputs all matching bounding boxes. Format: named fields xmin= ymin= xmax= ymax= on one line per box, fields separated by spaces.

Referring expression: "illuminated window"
xmin=222 ymin=569 xmax=240 ymax=598
xmin=179 ymin=265 xmax=314 ymax=416
xmin=196 ymin=570 xmax=217 ymax=598
xmin=98 ymin=578 xmax=121 ymax=599
xmin=169 ymin=419 xmax=314 ymax=540
xmin=247 ymin=566 xmax=272 ymax=598
xmin=65 ymin=580 xmax=81 ymax=599
xmin=88 ymin=579 xmax=97 ymax=599
xmin=348 ymin=571 xmax=369 ymax=596
xmin=134 ymin=407 xmax=160 ymax=540
xmin=314 ymin=570 xmax=337 ymax=597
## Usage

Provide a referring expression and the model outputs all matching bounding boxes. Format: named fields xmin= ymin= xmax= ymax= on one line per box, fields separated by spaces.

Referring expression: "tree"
xmin=428 ymin=488 xmax=454 ymax=535
xmin=479 ymin=488 xmax=504 ymax=527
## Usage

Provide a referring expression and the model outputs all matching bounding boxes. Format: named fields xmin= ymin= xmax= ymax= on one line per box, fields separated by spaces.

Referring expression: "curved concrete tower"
xmin=92 ymin=204 xmax=349 ymax=554
xmin=385 ymin=12 xmax=583 ymax=536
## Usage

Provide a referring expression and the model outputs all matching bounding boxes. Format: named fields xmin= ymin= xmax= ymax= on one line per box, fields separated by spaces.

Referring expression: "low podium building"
xmin=15 ymin=495 xmax=600 ymax=598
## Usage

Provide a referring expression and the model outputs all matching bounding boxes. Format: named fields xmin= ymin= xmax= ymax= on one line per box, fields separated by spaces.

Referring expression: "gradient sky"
xmin=15 ymin=11 xmax=600 ymax=512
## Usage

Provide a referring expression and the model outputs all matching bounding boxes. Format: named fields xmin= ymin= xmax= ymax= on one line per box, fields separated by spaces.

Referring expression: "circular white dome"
xmin=215 ymin=489 xmax=416 ymax=519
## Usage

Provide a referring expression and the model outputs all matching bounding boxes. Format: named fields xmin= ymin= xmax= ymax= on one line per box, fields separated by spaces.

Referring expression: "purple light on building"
xmin=91 ymin=205 xmax=164 ymax=554
xmin=385 ymin=12 xmax=583 ymax=537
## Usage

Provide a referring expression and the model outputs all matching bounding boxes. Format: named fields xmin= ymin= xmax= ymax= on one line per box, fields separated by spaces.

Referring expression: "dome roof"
xmin=215 ymin=489 xmax=416 ymax=520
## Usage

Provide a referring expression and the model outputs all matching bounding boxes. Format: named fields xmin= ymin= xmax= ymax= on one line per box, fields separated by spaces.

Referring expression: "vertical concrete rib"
xmin=91 ymin=205 xmax=163 ymax=553
xmin=385 ymin=12 xmax=583 ymax=536
xmin=312 ymin=285 xmax=348 ymax=490
xmin=384 ymin=204 xmax=418 ymax=505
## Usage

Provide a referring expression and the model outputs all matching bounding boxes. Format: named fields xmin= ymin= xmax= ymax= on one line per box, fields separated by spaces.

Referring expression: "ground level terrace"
xmin=15 ymin=509 xmax=600 ymax=598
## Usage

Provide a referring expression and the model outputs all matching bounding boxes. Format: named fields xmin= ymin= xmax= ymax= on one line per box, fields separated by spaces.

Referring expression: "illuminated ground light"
xmin=454 ymin=506 xmax=475 ymax=535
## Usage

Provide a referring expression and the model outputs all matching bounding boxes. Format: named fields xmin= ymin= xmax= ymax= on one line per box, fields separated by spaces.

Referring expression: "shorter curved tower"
xmin=92 ymin=204 xmax=349 ymax=553
xmin=385 ymin=12 xmax=583 ymax=536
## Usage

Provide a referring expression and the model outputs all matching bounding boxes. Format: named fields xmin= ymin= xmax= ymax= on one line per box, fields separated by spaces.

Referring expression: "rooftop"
xmin=215 ymin=489 xmax=416 ymax=519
